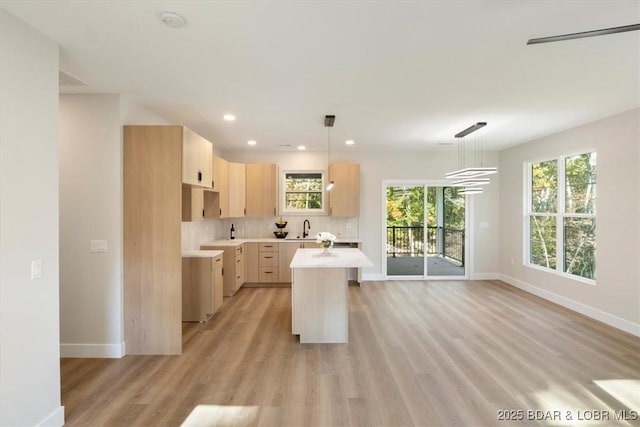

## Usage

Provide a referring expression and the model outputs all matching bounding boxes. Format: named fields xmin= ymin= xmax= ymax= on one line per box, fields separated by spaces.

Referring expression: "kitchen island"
xmin=290 ymin=248 xmax=373 ymax=343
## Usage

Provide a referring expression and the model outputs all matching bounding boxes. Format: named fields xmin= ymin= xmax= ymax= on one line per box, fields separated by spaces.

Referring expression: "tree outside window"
xmin=527 ymin=152 xmax=596 ymax=280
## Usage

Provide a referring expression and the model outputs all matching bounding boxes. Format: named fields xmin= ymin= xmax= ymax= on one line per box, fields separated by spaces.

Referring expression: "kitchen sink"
xmin=284 ymin=237 xmax=317 ymax=241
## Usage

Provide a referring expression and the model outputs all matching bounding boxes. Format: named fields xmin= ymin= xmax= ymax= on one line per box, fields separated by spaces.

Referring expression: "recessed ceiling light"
xmin=247 ymin=140 xmax=257 ymax=146
xmin=223 ymin=114 xmax=236 ymax=121
xmin=159 ymin=11 xmax=186 ymax=28
xmin=345 ymin=140 xmax=355 ymax=146
xmin=297 ymin=145 xmax=306 ymax=150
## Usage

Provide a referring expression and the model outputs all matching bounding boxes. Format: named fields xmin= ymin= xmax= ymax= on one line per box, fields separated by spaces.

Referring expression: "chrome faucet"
xmin=303 ymin=219 xmax=311 ymax=238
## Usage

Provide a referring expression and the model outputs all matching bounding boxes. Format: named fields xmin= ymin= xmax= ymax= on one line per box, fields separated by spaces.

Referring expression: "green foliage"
xmin=285 ymin=173 xmax=323 ymax=210
xmin=529 ymin=153 xmax=596 ymax=280
xmin=386 ymin=186 xmax=424 ymax=226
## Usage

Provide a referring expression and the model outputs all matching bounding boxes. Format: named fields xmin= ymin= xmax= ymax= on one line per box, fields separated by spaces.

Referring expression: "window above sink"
xmin=281 ymin=170 xmax=326 ymax=215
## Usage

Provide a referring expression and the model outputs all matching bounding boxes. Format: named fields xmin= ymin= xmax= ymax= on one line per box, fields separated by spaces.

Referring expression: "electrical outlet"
xmin=31 ymin=260 xmax=42 ymax=280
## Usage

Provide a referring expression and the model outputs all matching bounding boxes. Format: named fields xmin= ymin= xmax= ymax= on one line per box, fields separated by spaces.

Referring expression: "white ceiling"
xmin=2 ymin=1 xmax=638 ymax=152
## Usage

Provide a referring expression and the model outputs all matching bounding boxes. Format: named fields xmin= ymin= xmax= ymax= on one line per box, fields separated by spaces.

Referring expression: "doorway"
xmin=385 ymin=182 xmax=466 ymax=278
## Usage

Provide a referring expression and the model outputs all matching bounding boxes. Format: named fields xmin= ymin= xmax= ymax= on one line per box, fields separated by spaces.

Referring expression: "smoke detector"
xmin=159 ymin=12 xmax=186 ymax=28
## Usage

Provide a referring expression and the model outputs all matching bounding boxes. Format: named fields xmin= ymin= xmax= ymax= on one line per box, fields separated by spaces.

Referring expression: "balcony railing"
xmin=386 ymin=225 xmax=464 ymax=265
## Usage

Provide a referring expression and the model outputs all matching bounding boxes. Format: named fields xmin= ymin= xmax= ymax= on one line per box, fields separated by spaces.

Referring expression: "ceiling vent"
xmin=59 ymin=70 xmax=87 ymax=87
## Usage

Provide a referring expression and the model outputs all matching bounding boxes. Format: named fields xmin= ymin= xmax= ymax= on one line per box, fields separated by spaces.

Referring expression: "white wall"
xmin=58 ymin=95 xmax=174 ymax=358
xmin=225 ymin=149 xmax=501 ymax=279
xmin=59 ymin=94 xmax=124 ymax=357
xmin=499 ymin=108 xmax=640 ymax=333
xmin=0 ymin=8 xmax=64 ymax=427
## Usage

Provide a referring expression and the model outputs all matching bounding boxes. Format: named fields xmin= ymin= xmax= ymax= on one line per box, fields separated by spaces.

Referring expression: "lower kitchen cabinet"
xmin=182 ymin=253 xmax=223 ymax=322
xmin=278 ymin=241 xmax=320 ymax=283
xmin=200 ymin=244 xmax=244 ymax=296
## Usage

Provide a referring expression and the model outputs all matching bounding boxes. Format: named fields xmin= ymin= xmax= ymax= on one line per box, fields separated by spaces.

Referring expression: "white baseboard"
xmin=37 ymin=405 xmax=64 ymax=427
xmin=470 ymin=273 xmax=500 ymax=280
xmin=60 ymin=342 xmax=125 ymax=358
xmin=500 ymin=274 xmax=640 ymax=338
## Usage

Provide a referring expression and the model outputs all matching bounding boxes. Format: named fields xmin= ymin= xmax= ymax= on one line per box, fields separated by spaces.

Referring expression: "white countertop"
xmin=182 ymin=250 xmax=224 ymax=258
xmin=201 ymin=237 xmax=361 ymax=247
xmin=290 ymin=248 xmax=373 ymax=269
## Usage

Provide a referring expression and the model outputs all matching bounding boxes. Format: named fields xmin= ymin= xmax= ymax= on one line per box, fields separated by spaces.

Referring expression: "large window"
xmin=282 ymin=171 xmax=324 ymax=213
xmin=526 ymin=152 xmax=596 ymax=281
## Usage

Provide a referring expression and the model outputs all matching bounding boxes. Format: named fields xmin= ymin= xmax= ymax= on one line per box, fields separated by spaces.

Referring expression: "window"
xmin=526 ymin=152 xmax=596 ymax=281
xmin=282 ymin=171 xmax=324 ymax=213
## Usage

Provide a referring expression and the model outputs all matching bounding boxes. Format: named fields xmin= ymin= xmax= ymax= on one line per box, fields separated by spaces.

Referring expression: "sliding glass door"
xmin=385 ymin=183 xmax=466 ymax=278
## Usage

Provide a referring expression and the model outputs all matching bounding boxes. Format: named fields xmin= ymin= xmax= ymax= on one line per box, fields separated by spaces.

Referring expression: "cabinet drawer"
xmin=259 ymin=243 xmax=278 ymax=252
xmin=259 ymin=267 xmax=279 ymax=283
xmin=211 ymin=254 xmax=223 ymax=269
xmin=259 ymin=252 xmax=278 ymax=267
xmin=234 ymin=245 xmax=243 ymax=257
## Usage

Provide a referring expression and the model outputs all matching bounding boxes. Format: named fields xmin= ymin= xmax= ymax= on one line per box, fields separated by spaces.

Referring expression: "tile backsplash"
xmin=182 ymin=216 xmax=358 ymax=251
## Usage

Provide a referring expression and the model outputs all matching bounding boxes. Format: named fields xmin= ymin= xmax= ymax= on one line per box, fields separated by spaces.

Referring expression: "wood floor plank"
xmin=61 ymin=280 xmax=640 ymax=426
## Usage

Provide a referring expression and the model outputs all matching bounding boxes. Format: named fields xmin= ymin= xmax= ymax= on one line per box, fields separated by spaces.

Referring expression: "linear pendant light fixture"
xmin=446 ymin=121 xmax=497 ymax=180
xmin=325 ymin=115 xmax=335 ymax=191
xmin=527 ymin=23 xmax=640 ymax=45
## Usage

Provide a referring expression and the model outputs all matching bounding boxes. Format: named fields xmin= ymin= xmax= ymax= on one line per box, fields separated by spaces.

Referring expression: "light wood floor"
xmin=61 ymin=280 xmax=640 ymax=426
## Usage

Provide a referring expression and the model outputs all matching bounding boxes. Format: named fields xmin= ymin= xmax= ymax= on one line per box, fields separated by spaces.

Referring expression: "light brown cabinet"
xmin=244 ymin=243 xmax=260 ymax=283
xmin=183 ymin=186 xmax=205 ymax=222
xmin=246 ymin=163 xmax=278 ymax=217
xmin=201 ymin=244 xmax=244 ymax=296
xmin=228 ymin=162 xmax=246 ymax=218
xmin=124 ymin=125 xmax=182 ymax=355
xmin=278 ymin=241 xmax=320 ymax=283
xmin=181 ymin=253 xmax=223 ymax=322
xmin=182 ymin=127 xmax=212 ymax=188
xmin=206 ymin=158 xmax=246 ymax=219
xmin=328 ymin=163 xmax=360 ymax=217
xmin=259 ymin=243 xmax=279 ymax=283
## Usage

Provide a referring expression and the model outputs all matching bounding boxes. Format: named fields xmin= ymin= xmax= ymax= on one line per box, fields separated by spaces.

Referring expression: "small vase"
xmin=321 ymin=241 xmax=333 ymax=255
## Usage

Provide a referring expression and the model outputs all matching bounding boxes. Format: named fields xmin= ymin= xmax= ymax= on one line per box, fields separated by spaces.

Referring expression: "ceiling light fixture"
xmin=325 ymin=115 xmax=335 ymax=191
xmin=446 ymin=122 xmax=497 ymax=192
xmin=527 ymin=23 xmax=640 ymax=45
xmin=159 ymin=11 xmax=187 ymax=28
xmin=451 ymin=178 xmax=490 ymax=187
xmin=223 ymin=114 xmax=236 ymax=121
xmin=459 ymin=187 xmax=483 ymax=195
xmin=247 ymin=140 xmax=257 ymax=146
xmin=297 ymin=145 xmax=306 ymax=150
xmin=454 ymin=122 xmax=486 ymax=138
xmin=345 ymin=140 xmax=355 ymax=146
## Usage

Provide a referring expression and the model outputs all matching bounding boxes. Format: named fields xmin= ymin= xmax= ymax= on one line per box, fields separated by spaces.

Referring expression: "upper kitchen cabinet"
xmin=205 ymin=158 xmax=245 ymax=218
xmin=246 ymin=163 xmax=277 ymax=217
xmin=228 ymin=162 xmax=246 ymax=218
xmin=328 ymin=163 xmax=360 ymax=217
xmin=207 ymin=156 xmax=229 ymax=218
xmin=182 ymin=127 xmax=212 ymax=188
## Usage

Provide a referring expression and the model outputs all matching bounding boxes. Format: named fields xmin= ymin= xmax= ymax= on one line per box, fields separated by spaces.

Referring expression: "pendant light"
xmin=325 ymin=115 xmax=335 ymax=191
xmin=445 ymin=122 xmax=497 ymax=179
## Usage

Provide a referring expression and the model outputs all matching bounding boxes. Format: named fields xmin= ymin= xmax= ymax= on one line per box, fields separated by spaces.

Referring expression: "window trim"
xmin=524 ymin=150 xmax=596 ymax=285
xmin=280 ymin=169 xmax=327 ymax=215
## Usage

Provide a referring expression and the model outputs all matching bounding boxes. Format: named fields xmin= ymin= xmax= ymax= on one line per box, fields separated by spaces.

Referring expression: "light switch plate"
xmin=31 ymin=260 xmax=42 ymax=280
xmin=90 ymin=240 xmax=108 ymax=253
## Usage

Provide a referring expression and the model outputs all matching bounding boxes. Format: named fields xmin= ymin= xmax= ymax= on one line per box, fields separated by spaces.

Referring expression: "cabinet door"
xmin=182 ymin=185 xmax=205 ymax=222
xmin=279 ymin=242 xmax=301 ymax=283
xmin=212 ymin=255 xmax=224 ymax=313
xmin=234 ymin=253 xmax=244 ymax=292
xmin=182 ymin=257 xmax=213 ymax=322
xmin=228 ymin=162 xmax=246 ymax=218
xmin=213 ymin=156 xmax=229 ymax=218
xmin=244 ymin=242 xmax=260 ymax=283
xmin=328 ymin=163 xmax=360 ymax=217
xmin=245 ymin=163 xmax=277 ymax=217
xmin=182 ymin=127 xmax=212 ymax=188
